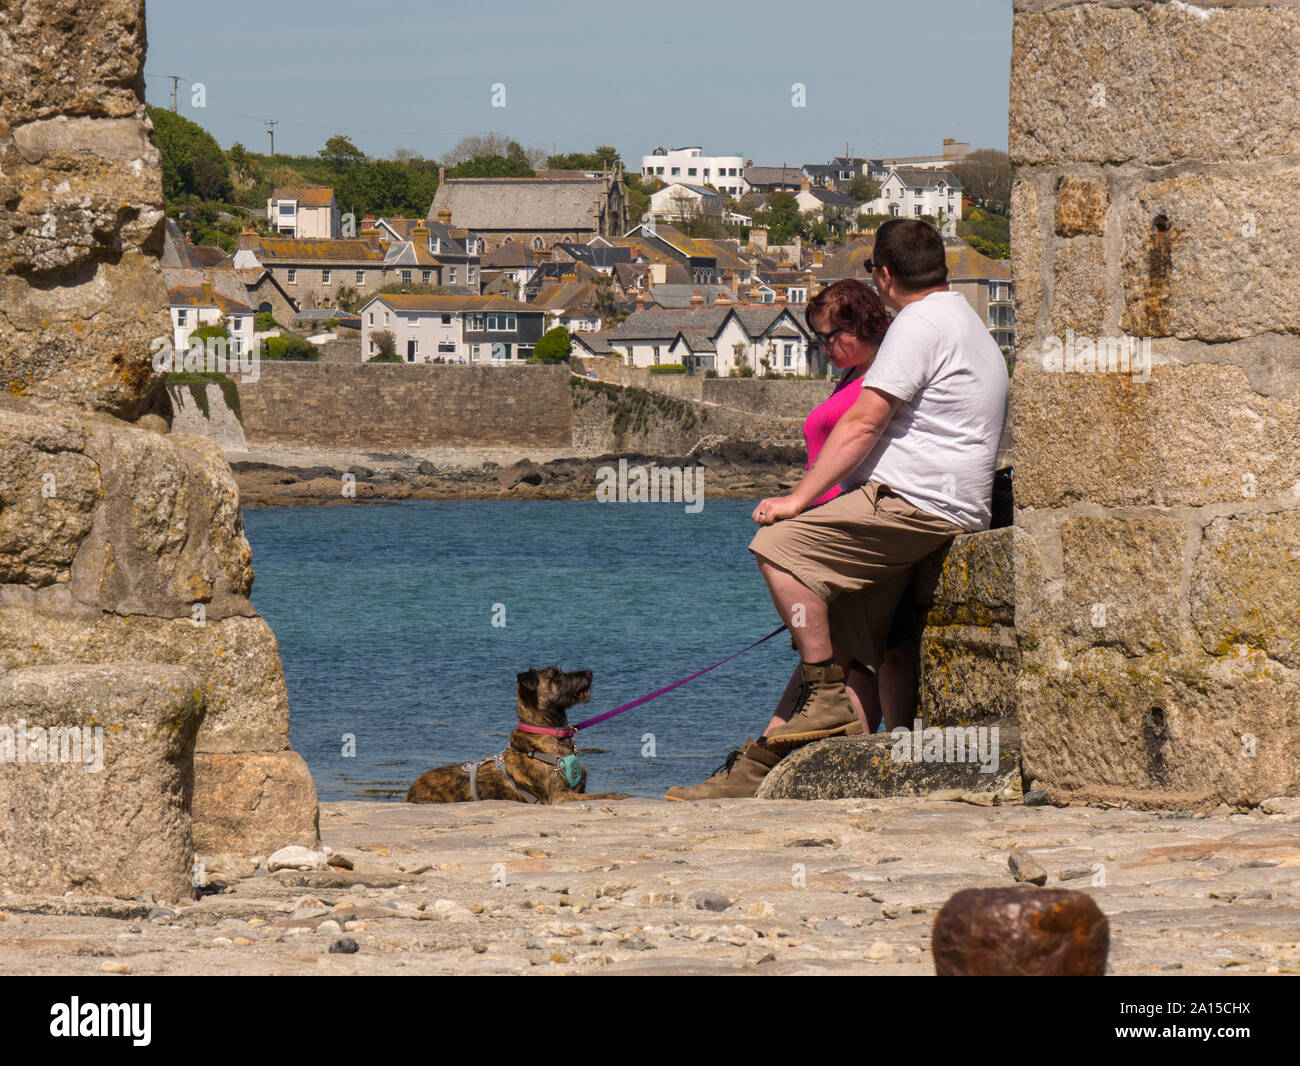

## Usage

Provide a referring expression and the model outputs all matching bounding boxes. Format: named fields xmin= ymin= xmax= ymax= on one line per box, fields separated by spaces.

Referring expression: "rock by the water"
xmin=328 ymin=937 xmax=359 ymax=954
xmin=1008 ymin=849 xmax=1048 ymax=886
xmin=689 ymin=890 xmax=732 ymax=912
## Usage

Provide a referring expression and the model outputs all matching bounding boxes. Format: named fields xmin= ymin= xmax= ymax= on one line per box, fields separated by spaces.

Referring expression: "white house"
xmin=865 ymin=168 xmax=964 ymax=222
xmin=166 ymin=276 xmax=256 ymax=358
xmin=266 ymin=188 xmax=340 ymax=238
xmin=641 ymin=146 xmax=749 ymax=197
xmin=648 ymin=182 xmax=726 ymax=222
xmin=359 ymin=293 xmax=546 ymax=364
xmin=607 ymin=302 xmax=816 ymax=376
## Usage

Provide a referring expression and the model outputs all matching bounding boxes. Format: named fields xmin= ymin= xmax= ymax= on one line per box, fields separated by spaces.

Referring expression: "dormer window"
xmin=429 ymin=237 xmax=440 ymax=254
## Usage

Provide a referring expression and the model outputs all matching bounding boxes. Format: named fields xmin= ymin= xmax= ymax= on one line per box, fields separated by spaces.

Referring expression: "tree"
xmin=844 ymin=174 xmax=880 ymax=204
xmin=371 ymin=330 xmax=396 ymax=357
xmin=546 ymin=145 xmax=622 ymax=172
xmin=951 ymin=149 xmax=1011 ymax=215
xmin=530 ymin=326 xmax=572 ymax=363
xmin=448 ymin=152 xmax=534 ymax=179
xmin=148 ymin=106 xmax=231 ymax=202
xmin=592 ymin=274 xmax=626 ymax=328
xmin=763 ymin=192 xmax=804 ymax=245
xmin=319 ymin=133 xmax=366 ymax=172
xmin=444 ymin=133 xmax=543 ymax=167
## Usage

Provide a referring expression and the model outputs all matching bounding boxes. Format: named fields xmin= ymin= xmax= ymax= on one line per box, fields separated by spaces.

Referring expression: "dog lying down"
xmin=406 ymin=666 xmax=629 ymax=804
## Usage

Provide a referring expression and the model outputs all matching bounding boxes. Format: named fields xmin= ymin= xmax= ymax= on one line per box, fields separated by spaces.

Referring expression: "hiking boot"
xmin=663 ymin=738 xmax=782 ymax=801
xmin=763 ymin=661 xmax=857 ymax=754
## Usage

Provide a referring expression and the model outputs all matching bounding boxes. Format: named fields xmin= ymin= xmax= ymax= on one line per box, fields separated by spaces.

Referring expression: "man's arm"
xmin=752 ymin=386 xmax=902 ymax=524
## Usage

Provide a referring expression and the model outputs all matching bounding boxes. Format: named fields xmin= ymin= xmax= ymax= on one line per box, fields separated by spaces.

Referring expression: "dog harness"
xmin=461 ymin=746 xmax=582 ymax=802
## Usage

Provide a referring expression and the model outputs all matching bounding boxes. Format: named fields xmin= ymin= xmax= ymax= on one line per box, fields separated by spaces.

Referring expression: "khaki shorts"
xmin=748 ymin=482 xmax=963 ymax=672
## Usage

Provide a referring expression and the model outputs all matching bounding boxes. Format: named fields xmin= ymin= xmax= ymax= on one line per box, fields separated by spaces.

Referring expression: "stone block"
xmin=1011 ymin=178 xmax=1043 ymax=347
xmin=0 ymin=403 xmax=100 ymax=587
xmin=1120 ymin=169 xmax=1300 ymax=341
xmin=192 ymin=751 xmax=320 ymax=854
xmin=1192 ymin=511 xmax=1300 ymax=669
xmin=1018 ymin=648 xmax=1300 ymax=808
xmin=1050 ymin=237 xmax=1106 ymax=337
xmin=0 ymin=662 xmax=205 ymax=900
xmin=919 ymin=624 xmax=1020 ymax=725
xmin=0 ymin=0 xmax=150 ymax=123
xmin=1011 ymin=5 xmax=1300 ymax=166
xmin=1011 ymin=363 xmax=1300 ymax=509
xmin=1053 ymin=514 xmax=1189 ymax=657
xmin=1054 ymin=175 xmax=1107 ymax=237
xmin=914 ymin=527 xmax=1018 ymax=626
xmin=0 ymin=606 xmax=290 ymax=754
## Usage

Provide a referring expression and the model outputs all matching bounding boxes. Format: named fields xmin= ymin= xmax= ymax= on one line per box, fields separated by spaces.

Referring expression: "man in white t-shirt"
xmin=747 ymin=218 xmax=1009 ymax=751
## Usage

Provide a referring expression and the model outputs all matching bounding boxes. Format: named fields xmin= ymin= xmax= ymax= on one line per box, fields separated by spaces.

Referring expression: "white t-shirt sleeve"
xmin=857 ymin=312 xmax=939 ymax=405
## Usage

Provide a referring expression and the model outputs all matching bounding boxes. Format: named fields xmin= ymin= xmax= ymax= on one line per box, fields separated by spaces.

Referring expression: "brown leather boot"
xmin=663 ymin=738 xmax=782 ymax=801
xmin=763 ymin=660 xmax=857 ymax=754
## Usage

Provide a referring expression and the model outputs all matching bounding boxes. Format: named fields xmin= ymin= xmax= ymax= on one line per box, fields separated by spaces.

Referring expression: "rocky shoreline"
xmin=231 ymin=441 xmax=810 ymax=508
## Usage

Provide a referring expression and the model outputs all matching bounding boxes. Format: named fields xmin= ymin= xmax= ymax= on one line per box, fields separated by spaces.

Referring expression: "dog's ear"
xmin=516 ymin=669 xmax=540 ymax=693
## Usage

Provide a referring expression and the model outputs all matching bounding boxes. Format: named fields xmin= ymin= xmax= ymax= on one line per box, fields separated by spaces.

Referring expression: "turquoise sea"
xmin=242 ymin=499 xmax=802 ymax=800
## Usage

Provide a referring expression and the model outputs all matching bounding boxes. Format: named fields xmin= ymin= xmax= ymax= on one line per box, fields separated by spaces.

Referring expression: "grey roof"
xmin=888 ymin=168 xmax=964 ymax=190
xmin=674 ymin=331 xmax=717 ymax=353
xmin=553 ymin=243 xmax=633 ymax=269
xmin=571 ymin=331 xmax=615 ymax=354
xmin=648 ymin=284 xmax=732 ymax=309
xmin=744 ymin=166 xmax=805 ymax=187
xmin=807 ymin=188 xmax=859 ymax=207
xmin=429 ymin=177 xmax=606 ymax=231
xmin=610 ymin=305 xmax=806 ymax=344
xmin=295 ymin=308 xmax=347 ymax=321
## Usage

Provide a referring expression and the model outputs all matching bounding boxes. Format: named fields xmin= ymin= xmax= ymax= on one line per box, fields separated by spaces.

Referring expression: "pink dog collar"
xmin=516 ymin=721 xmax=576 ymax=740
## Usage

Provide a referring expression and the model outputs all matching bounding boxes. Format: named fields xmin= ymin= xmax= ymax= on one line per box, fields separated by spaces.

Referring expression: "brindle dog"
xmin=405 ymin=666 xmax=628 ymax=804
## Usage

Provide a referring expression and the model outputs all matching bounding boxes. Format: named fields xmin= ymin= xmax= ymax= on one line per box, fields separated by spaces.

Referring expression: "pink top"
xmin=803 ymin=370 xmax=865 ymax=506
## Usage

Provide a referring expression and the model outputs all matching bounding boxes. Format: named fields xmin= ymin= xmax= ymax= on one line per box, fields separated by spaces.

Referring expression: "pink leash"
xmin=561 ymin=624 xmax=790 ymax=733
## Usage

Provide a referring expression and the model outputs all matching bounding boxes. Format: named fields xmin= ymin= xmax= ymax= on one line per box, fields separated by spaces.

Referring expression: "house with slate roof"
xmin=622 ymin=222 xmax=719 ymax=285
xmin=359 ymin=293 xmax=545 ymax=364
xmin=648 ymin=182 xmax=726 ymax=223
xmin=606 ymin=302 xmax=817 ymax=377
xmin=866 ymin=167 xmax=964 ymax=222
xmin=427 ymin=168 xmax=627 ymax=253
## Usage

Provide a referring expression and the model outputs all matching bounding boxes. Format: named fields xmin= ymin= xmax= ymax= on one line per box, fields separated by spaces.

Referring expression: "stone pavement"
xmin=2 ymin=797 xmax=1298 ymax=976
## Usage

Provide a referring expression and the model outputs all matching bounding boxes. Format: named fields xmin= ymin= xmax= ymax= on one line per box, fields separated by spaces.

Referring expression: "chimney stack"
xmin=713 ymin=289 xmax=729 ymax=306
xmin=437 ymin=206 xmax=452 ymax=225
xmin=689 ymin=290 xmax=705 ymax=309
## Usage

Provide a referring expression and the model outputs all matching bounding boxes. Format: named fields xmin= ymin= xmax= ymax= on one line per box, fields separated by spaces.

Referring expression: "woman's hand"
xmin=752 ymin=495 xmax=802 ymax=525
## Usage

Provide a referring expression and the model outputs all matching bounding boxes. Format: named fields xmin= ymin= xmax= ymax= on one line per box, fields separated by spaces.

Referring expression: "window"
xmin=287 ymin=269 xmax=297 ymax=283
xmin=369 ymin=341 xmax=375 ymax=354
xmin=401 ymin=270 xmax=412 ymax=284
xmin=784 ymin=345 xmax=793 ymax=367
xmin=471 ymin=344 xmax=480 ymax=358
xmin=468 ymin=267 xmax=476 ymax=284
xmin=229 ymin=316 xmax=242 ymax=331
xmin=441 ymin=314 xmax=452 ymax=325
xmin=485 ymin=313 xmax=516 ymax=331
xmin=322 ymin=269 xmax=332 ymax=284
xmin=688 ymin=167 xmax=697 ymax=176
xmin=671 ymin=167 xmax=680 ymax=176
xmin=422 ymin=270 xmax=432 ymax=283
xmin=278 ymin=202 xmax=296 ymax=215
xmin=355 ymin=270 xmax=365 ymax=285
xmin=469 ymin=314 xmax=485 ymax=331
xmin=448 ymin=267 xmax=457 ymax=284
xmin=438 ymin=342 xmax=455 ymax=353
xmin=703 ymin=169 xmax=710 ymax=178
xmin=384 ymin=312 xmax=390 ymax=324
xmin=656 ymin=166 xmax=664 ymax=175
xmin=533 ymin=237 xmax=544 ymax=250
xmin=176 ymin=308 xmax=188 ymax=325
xmin=913 ymin=205 xmax=923 ymax=216
xmin=368 ymin=312 xmax=374 ymax=325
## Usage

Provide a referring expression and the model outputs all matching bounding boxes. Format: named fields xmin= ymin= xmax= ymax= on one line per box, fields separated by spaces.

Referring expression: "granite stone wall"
xmin=1009 ymin=0 xmax=1300 ymax=808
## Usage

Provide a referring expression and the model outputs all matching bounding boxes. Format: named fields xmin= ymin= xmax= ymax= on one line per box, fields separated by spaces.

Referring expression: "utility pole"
xmin=167 ymin=74 xmax=183 ymax=112
xmin=265 ymin=120 xmax=278 ymax=157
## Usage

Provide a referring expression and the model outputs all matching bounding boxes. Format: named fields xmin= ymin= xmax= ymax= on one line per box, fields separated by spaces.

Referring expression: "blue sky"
xmin=144 ymin=0 xmax=1011 ymax=164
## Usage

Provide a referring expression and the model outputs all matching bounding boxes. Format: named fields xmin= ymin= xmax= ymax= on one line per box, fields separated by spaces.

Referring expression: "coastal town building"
xmin=648 ymin=182 xmax=726 ymax=223
xmin=640 ymin=146 xmax=748 ymax=197
xmin=606 ymin=302 xmax=817 ymax=376
xmin=427 ymin=168 xmax=628 ymax=252
xmin=741 ymin=165 xmax=805 ymax=193
xmin=359 ymin=293 xmax=545 ymax=364
xmin=865 ymin=168 xmax=964 ymax=221
xmin=266 ymin=187 xmax=341 ymax=239
xmin=623 ymin=222 xmax=719 ymax=285
xmin=165 ymin=273 xmax=256 ymax=357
